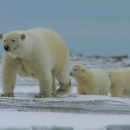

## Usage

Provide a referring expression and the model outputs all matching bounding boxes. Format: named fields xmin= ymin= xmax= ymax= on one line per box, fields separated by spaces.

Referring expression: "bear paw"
xmin=57 ymin=81 xmax=71 ymax=95
xmin=0 ymin=93 xmax=14 ymax=97
xmin=51 ymin=92 xmax=57 ymax=97
xmin=57 ymin=89 xmax=70 ymax=95
xmin=35 ymin=94 xmax=52 ymax=98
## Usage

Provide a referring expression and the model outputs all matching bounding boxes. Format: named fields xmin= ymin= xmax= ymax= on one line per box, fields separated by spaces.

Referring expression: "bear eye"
xmin=4 ymin=40 xmax=6 ymax=42
xmin=74 ymin=69 xmax=76 ymax=71
xmin=12 ymin=39 xmax=15 ymax=42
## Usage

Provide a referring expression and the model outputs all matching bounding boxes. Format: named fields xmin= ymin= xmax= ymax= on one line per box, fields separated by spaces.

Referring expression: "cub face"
xmin=0 ymin=33 xmax=26 ymax=55
xmin=70 ymin=64 xmax=85 ymax=78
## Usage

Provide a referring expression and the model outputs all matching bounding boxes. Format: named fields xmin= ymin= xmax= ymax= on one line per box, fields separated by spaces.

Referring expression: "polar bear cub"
xmin=107 ymin=68 xmax=130 ymax=97
xmin=0 ymin=28 xmax=71 ymax=98
xmin=70 ymin=64 xmax=111 ymax=95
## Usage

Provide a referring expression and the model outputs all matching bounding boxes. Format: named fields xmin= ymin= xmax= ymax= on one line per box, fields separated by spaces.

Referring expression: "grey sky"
xmin=0 ymin=0 xmax=130 ymax=57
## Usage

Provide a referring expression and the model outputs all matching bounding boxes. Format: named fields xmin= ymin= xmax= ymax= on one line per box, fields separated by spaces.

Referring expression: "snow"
xmin=0 ymin=53 xmax=130 ymax=129
xmin=0 ymin=111 xmax=130 ymax=130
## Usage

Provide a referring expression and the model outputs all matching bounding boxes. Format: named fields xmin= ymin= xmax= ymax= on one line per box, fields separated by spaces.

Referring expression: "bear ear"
xmin=20 ymin=34 xmax=26 ymax=41
xmin=0 ymin=34 xmax=3 ymax=40
xmin=82 ymin=69 xmax=85 ymax=72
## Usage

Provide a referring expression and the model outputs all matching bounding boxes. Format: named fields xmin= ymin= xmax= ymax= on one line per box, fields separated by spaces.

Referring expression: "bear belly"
xmin=17 ymin=70 xmax=29 ymax=77
xmin=17 ymin=59 xmax=37 ymax=78
xmin=17 ymin=67 xmax=37 ymax=78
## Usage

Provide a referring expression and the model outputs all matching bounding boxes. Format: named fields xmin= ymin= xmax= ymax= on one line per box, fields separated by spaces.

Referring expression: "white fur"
xmin=107 ymin=68 xmax=130 ymax=97
xmin=70 ymin=64 xmax=111 ymax=95
xmin=0 ymin=28 xmax=71 ymax=97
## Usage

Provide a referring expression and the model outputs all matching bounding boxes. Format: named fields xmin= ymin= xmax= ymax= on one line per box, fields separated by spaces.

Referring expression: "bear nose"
xmin=4 ymin=46 xmax=10 ymax=52
xmin=70 ymin=72 xmax=73 ymax=76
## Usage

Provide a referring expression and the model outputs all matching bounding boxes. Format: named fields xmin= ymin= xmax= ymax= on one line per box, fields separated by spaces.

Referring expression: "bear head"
xmin=70 ymin=64 xmax=86 ymax=78
xmin=0 ymin=32 xmax=26 ymax=55
xmin=106 ymin=69 xmax=119 ymax=86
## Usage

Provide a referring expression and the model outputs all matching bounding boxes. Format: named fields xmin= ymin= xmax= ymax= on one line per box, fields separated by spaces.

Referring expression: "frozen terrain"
xmin=0 ymin=52 xmax=130 ymax=130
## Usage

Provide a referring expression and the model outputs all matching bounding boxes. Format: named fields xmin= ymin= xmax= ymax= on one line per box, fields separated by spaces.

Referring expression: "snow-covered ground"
xmin=0 ymin=52 xmax=130 ymax=130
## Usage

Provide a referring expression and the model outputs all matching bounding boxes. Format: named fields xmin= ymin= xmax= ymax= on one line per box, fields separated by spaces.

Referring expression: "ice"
xmin=0 ymin=53 xmax=130 ymax=129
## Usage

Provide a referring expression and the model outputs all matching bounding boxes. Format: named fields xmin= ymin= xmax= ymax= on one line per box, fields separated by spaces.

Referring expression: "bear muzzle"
xmin=4 ymin=45 xmax=10 ymax=52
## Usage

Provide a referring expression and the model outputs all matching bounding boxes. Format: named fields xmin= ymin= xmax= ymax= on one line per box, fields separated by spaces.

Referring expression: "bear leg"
xmin=1 ymin=63 xmax=17 ymax=97
xmin=84 ymin=86 xmax=99 ymax=95
xmin=110 ymin=85 xmax=124 ymax=97
xmin=56 ymin=68 xmax=71 ymax=95
xmin=35 ymin=71 xmax=52 ymax=98
xmin=51 ymin=76 xmax=57 ymax=97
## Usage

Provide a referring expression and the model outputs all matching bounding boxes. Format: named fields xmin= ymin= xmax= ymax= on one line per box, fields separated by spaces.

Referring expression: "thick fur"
xmin=107 ymin=68 xmax=130 ymax=97
xmin=0 ymin=28 xmax=71 ymax=98
xmin=70 ymin=64 xmax=111 ymax=95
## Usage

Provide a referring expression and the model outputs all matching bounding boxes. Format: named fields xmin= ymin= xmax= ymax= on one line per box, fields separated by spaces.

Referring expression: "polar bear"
xmin=107 ymin=68 xmax=130 ymax=97
xmin=0 ymin=28 xmax=71 ymax=98
xmin=70 ymin=64 xmax=111 ymax=95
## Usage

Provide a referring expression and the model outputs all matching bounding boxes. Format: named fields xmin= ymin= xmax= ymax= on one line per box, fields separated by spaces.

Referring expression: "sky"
xmin=0 ymin=0 xmax=130 ymax=57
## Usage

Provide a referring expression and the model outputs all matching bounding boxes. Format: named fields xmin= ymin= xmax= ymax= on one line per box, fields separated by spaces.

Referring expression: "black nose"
xmin=4 ymin=46 xmax=10 ymax=51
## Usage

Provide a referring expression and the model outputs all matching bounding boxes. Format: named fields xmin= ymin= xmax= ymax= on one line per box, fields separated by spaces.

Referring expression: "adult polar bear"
xmin=0 ymin=28 xmax=71 ymax=98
